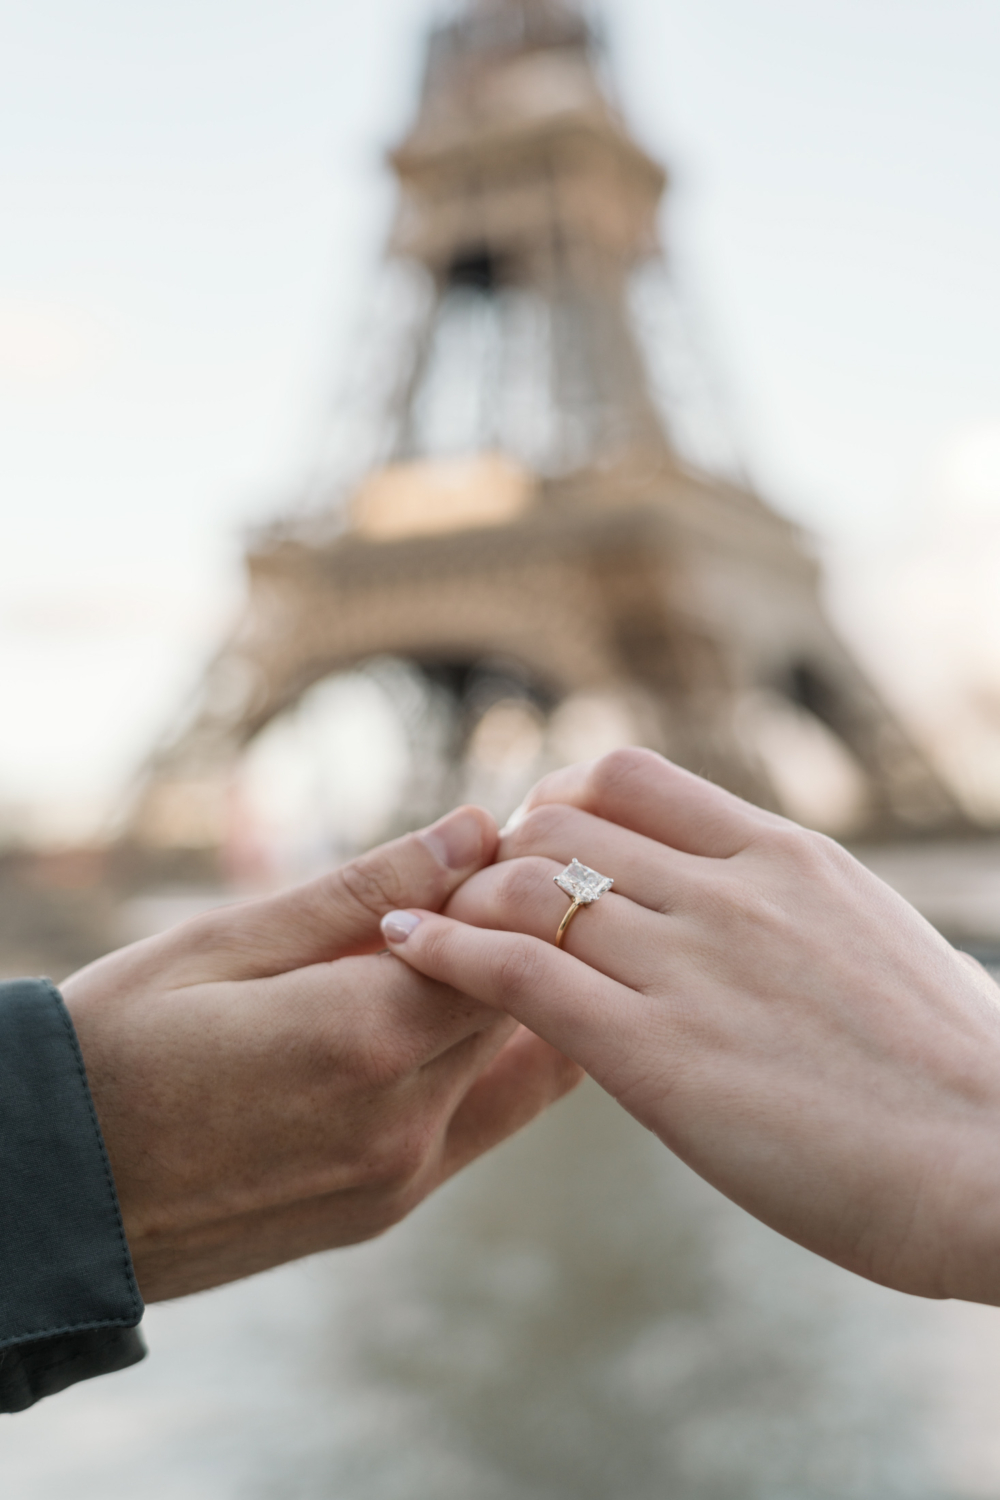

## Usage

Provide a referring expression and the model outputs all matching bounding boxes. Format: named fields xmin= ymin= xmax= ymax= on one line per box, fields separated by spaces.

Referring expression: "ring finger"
xmin=445 ymin=855 xmax=667 ymax=990
xmin=499 ymin=802 xmax=705 ymax=916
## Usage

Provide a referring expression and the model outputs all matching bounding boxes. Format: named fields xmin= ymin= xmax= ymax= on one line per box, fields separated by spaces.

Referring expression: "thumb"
xmin=166 ymin=807 xmax=499 ymax=983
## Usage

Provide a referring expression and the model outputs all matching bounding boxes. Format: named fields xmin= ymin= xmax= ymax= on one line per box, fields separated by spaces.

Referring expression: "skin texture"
xmin=381 ymin=748 xmax=1000 ymax=1306
xmin=61 ymin=806 xmax=580 ymax=1303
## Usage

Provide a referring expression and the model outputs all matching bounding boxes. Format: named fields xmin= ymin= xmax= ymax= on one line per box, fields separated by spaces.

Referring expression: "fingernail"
xmin=500 ymin=798 xmax=530 ymax=836
xmin=381 ymin=910 xmax=422 ymax=944
xmin=420 ymin=807 xmax=483 ymax=870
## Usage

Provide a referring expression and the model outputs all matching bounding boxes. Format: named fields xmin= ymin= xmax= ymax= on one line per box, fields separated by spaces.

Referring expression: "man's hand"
xmin=380 ymin=750 xmax=1000 ymax=1306
xmin=61 ymin=806 xmax=580 ymax=1303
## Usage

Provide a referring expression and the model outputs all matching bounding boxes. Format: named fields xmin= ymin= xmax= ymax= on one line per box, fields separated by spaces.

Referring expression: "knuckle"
xmin=507 ymin=802 xmax=571 ymax=854
xmin=761 ymin=821 xmax=841 ymax=877
xmin=336 ymin=850 xmax=411 ymax=919
xmin=311 ymin=1002 xmax=412 ymax=1093
xmin=722 ymin=881 xmax=777 ymax=932
xmin=162 ymin=904 xmax=247 ymax=967
xmin=358 ymin=1116 xmax=437 ymax=1195
xmin=587 ymin=746 xmax=661 ymax=805
xmin=161 ymin=917 xmax=212 ymax=966
xmin=521 ymin=766 xmax=563 ymax=811
xmin=494 ymin=857 xmax=552 ymax=923
xmin=353 ymin=1028 xmax=415 ymax=1092
xmin=810 ymin=828 xmax=856 ymax=874
xmin=685 ymin=861 xmax=769 ymax=935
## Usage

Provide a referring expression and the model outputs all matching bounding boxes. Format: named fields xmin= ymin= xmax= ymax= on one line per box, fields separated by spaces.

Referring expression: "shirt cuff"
xmin=0 ymin=978 xmax=145 ymax=1411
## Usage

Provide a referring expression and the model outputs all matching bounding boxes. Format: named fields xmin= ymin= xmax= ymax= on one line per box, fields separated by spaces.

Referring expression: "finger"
xmin=499 ymin=802 xmax=700 ymax=913
xmin=443 ymin=857 xmax=666 ymax=990
xmin=244 ymin=951 xmax=517 ymax=1075
xmin=441 ymin=1027 xmax=583 ymax=1176
xmin=166 ymin=805 xmax=498 ymax=983
xmin=380 ymin=909 xmax=637 ymax=1091
xmin=512 ymin=747 xmax=783 ymax=858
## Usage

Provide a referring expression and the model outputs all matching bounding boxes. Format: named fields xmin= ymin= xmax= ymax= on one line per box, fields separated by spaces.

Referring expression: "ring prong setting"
xmin=553 ymin=859 xmax=613 ymax=948
xmin=554 ymin=858 xmax=614 ymax=905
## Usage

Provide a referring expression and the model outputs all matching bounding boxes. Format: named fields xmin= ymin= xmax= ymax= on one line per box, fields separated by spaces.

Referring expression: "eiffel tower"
xmin=127 ymin=0 xmax=966 ymax=866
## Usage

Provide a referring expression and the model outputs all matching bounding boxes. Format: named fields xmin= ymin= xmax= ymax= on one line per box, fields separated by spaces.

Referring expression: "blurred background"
xmin=3 ymin=0 xmax=1000 ymax=1494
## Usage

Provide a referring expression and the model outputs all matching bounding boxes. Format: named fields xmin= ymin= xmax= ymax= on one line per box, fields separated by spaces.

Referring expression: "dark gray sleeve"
xmin=0 ymin=978 xmax=145 ymax=1412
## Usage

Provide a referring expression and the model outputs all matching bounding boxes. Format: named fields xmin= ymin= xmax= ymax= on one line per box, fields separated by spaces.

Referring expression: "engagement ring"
xmin=553 ymin=859 xmax=614 ymax=948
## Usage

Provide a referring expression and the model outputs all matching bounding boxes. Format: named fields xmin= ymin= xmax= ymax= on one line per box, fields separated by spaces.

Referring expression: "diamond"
xmin=553 ymin=858 xmax=614 ymax=905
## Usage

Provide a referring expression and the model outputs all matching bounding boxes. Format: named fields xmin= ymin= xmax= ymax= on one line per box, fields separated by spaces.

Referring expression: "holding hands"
xmin=62 ymin=806 xmax=580 ymax=1302
xmin=63 ymin=746 xmax=1000 ymax=1310
xmin=383 ymin=749 xmax=1000 ymax=1306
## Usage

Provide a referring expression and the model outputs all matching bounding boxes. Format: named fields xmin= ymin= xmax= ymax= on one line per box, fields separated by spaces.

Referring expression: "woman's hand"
xmin=380 ymin=749 xmax=1000 ymax=1304
xmin=62 ymin=806 xmax=580 ymax=1302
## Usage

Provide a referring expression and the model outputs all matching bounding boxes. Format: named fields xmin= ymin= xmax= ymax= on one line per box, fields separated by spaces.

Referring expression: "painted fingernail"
xmin=420 ymin=807 xmax=484 ymax=870
xmin=381 ymin=910 xmax=422 ymax=944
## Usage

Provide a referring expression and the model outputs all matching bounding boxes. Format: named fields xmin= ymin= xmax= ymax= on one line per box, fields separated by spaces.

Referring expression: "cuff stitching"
xmin=0 ymin=1314 xmax=140 ymax=1353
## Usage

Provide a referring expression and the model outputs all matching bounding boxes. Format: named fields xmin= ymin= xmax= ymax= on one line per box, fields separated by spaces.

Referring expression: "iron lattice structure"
xmin=127 ymin=0 xmax=966 ymax=860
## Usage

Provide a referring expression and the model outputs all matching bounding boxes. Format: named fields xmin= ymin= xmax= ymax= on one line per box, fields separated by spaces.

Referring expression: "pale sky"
xmin=2 ymin=0 xmax=999 ymax=839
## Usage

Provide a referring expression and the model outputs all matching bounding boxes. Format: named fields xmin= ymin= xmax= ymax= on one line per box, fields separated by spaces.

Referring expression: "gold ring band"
xmin=552 ymin=858 xmax=614 ymax=950
xmin=556 ymin=899 xmax=585 ymax=949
